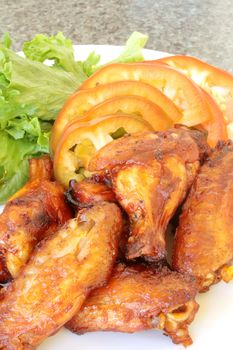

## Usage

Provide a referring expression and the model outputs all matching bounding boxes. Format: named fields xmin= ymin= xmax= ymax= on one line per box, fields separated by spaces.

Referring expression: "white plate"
xmin=3 ymin=45 xmax=233 ymax=350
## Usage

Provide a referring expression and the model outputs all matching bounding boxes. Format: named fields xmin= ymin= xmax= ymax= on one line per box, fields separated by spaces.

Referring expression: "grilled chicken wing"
xmin=0 ymin=156 xmax=72 ymax=283
xmin=0 ymin=202 xmax=122 ymax=349
xmin=88 ymin=127 xmax=209 ymax=261
xmin=28 ymin=155 xmax=53 ymax=181
xmin=173 ymin=141 xmax=233 ymax=290
xmin=66 ymin=178 xmax=129 ymax=258
xmin=67 ymin=263 xmax=199 ymax=347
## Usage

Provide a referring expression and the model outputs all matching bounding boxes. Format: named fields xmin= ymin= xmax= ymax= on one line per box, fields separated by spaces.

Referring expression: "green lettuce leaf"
xmin=0 ymin=131 xmax=44 ymax=203
xmin=1 ymin=46 xmax=86 ymax=120
xmin=0 ymin=31 xmax=148 ymax=202
xmin=23 ymin=32 xmax=86 ymax=81
xmin=82 ymin=31 xmax=148 ymax=76
xmin=0 ymin=32 xmax=12 ymax=49
xmin=82 ymin=51 xmax=101 ymax=77
xmin=111 ymin=31 xmax=148 ymax=63
xmin=0 ymin=159 xmax=29 ymax=204
xmin=0 ymin=32 xmax=89 ymax=202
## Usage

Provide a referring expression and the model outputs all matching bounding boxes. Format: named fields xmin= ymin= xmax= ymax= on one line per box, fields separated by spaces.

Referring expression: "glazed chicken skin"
xmin=88 ymin=127 xmax=209 ymax=261
xmin=66 ymin=178 xmax=116 ymax=209
xmin=0 ymin=156 xmax=72 ymax=283
xmin=8 ymin=155 xmax=54 ymax=201
xmin=66 ymin=178 xmax=129 ymax=258
xmin=0 ymin=202 xmax=122 ymax=349
xmin=67 ymin=263 xmax=199 ymax=347
xmin=28 ymin=155 xmax=54 ymax=181
xmin=173 ymin=141 xmax=233 ymax=290
xmin=88 ymin=126 xmax=209 ymax=172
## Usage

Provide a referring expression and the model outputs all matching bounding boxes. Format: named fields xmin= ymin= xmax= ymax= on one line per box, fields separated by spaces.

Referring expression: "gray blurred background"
xmin=1 ymin=0 xmax=233 ymax=71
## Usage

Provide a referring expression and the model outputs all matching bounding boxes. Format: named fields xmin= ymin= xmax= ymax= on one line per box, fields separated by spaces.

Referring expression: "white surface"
xmin=3 ymin=46 xmax=233 ymax=349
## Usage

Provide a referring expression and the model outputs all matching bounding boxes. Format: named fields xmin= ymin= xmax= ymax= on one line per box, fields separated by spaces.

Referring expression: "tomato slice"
xmin=81 ymin=95 xmax=172 ymax=131
xmin=80 ymin=62 xmax=211 ymax=127
xmin=54 ymin=114 xmax=153 ymax=188
xmin=200 ymin=89 xmax=227 ymax=147
xmin=158 ymin=55 xmax=233 ymax=132
xmin=51 ymin=80 xmax=181 ymax=154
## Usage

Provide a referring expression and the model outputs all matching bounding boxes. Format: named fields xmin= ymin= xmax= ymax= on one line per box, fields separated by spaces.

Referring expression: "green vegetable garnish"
xmin=80 ymin=31 xmax=148 ymax=76
xmin=110 ymin=127 xmax=127 ymax=140
xmin=0 ymin=31 xmax=148 ymax=203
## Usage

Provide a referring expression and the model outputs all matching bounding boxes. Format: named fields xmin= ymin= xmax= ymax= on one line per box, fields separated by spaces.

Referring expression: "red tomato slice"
xmin=158 ymin=55 xmax=233 ymax=132
xmin=51 ymin=81 xmax=181 ymax=154
xmin=80 ymin=63 xmax=212 ymax=127
xmin=82 ymin=95 xmax=172 ymax=131
xmin=200 ymin=89 xmax=227 ymax=147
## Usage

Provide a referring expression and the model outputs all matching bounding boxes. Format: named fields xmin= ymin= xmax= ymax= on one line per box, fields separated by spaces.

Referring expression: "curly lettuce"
xmin=0 ymin=130 xmax=45 ymax=202
xmin=23 ymin=32 xmax=87 ymax=81
xmin=0 ymin=34 xmax=87 ymax=203
xmin=0 ymin=31 xmax=148 ymax=203
xmin=79 ymin=31 xmax=148 ymax=76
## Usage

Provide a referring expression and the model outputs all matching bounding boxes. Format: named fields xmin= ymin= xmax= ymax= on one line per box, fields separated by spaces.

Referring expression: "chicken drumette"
xmin=0 ymin=156 xmax=72 ymax=283
xmin=88 ymin=126 xmax=209 ymax=261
